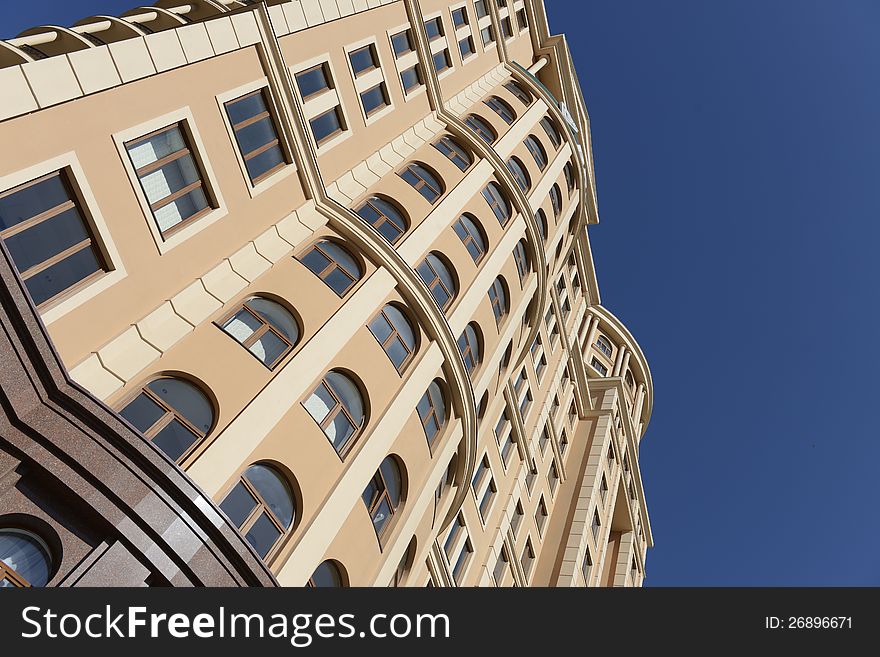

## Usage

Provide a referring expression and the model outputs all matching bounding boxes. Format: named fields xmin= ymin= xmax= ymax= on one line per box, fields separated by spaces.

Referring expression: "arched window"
xmin=219 ymin=463 xmax=295 ymax=559
xmin=220 ymin=296 xmax=299 ymax=368
xmin=368 ymin=304 xmax=417 ymax=372
xmin=503 ymin=80 xmax=532 ymax=106
xmin=596 ymin=335 xmax=613 ymax=358
xmin=506 ymin=157 xmax=530 ymax=192
xmin=299 ymin=240 xmax=362 ymax=297
xmin=488 ymin=277 xmax=509 ymax=324
xmin=453 ymin=213 xmax=487 ymax=263
xmin=308 ymin=560 xmax=346 ymax=587
xmin=524 ymin=135 xmax=547 ymax=170
xmin=120 ymin=377 xmax=214 ymax=463
xmin=513 ymin=239 xmax=530 ymax=283
xmin=540 ymin=116 xmax=562 ymax=148
xmin=465 ymin=114 xmax=497 ymax=144
xmin=550 ymin=183 xmax=562 ymax=217
xmin=0 ymin=529 xmax=51 ymax=587
xmin=356 ymin=196 xmax=409 ymax=244
xmin=563 ymin=161 xmax=575 ymax=194
xmin=433 ymin=135 xmax=472 ymax=172
xmin=625 ymin=370 xmax=635 ymax=392
xmin=362 ymin=456 xmax=404 ymax=540
xmin=458 ymin=323 xmax=482 ymax=373
xmin=417 ymin=253 xmax=457 ymax=311
xmin=481 ymin=182 xmax=511 ymax=226
xmin=418 ymin=379 xmax=448 ymax=447
xmin=534 ymin=208 xmax=548 ymax=242
xmin=399 ymin=162 xmax=444 ymax=203
xmin=303 ymin=370 xmax=366 ymax=455
xmin=484 ymin=95 xmax=516 ymax=124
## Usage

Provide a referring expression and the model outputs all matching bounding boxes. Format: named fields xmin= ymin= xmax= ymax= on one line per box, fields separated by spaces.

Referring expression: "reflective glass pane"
xmin=219 ymin=481 xmax=258 ymax=528
xmin=325 ymin=371 xmax=364 ymax=422
xmin=226 ymin=91 xmax=267 ymax=126
xmin=24 ymin=245 xmax=102 ymax=306
xmin=0 ymin=173 xmax=69 ymax=231
xmin=0 ymin=531 xmax=50 ymax=587
xmin=4 ymin=207 xmax=88 ymax=272
xmin=303 ymin=382 xmax=335 ymax=424
xmin=222 ymin=308 xmax=261 ymax=344
xmin=248 ymin=297 xmax=298 ymax=342
xmin=146 ymin=378 xmax=213 ymax=433
xmin=245 ymin=512 xmax=281 ymax=558
xmin=310 ymin=561 xmax=342 ymax=587
xmin=151 ymin=419 xmax=199 ymax=461
xmin=244 ymin=464 xmax=294 ymax=528
xmin=250 ymin=330 xmax=288 ymax=365
xmin=120 ymin=392 xmax=166 ymax=433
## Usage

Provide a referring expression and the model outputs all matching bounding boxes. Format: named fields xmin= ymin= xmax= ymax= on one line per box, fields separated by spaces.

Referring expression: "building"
xmin=0 ymin=0 xmax=653 ymax=588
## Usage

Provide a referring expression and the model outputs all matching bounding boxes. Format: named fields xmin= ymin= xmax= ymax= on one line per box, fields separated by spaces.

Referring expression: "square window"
xmin=349 ymin=44 xmax=379 ymax=77
xmin=360 ymin=83 xmax=390 ymax=117
xmin=295 ymin=63 xmax=333 ymax=100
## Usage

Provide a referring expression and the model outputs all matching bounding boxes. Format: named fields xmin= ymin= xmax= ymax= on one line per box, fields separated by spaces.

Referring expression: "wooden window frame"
xmin=125 ymin=123 xmax=214 ymax=238
xmin=458 ymin=324 xmax=481 ymax=373
xmin=482 ymin=183 xmax=510 ymax=226
xmin=309 ymin=106 xmax=345 ymax=146
xmin=550 ymin=184 xmax=562 ymax=217
xmin=465 ymin=114 xmax=496 ymax=143
xmin=360 ymin=82 xmax=390 ymax=118
xmin=453 ymin=214 xmax=486 ymax=263
xmin=364 ymin=461 xmax=401 ymax=540
xmin=524 ymin=135 xmax=547 ymax=170
xmin=419 ymin=256 xmax=456 ymax=311
xmin=120 ymin=377 xmax=211 ymax=464
xmin=349 ymin=44 xmax=379 ymax=77
xmin=504 ymin=80 xmax=532 ymax=106
xmin=484 ymin=96 xmax=516 ymax=125
xmin=227 ymin=469 xmax=291 ymax=561
xmin=0 ymin=560 xmax=32 ymax=587
xmin=514 ymin=239 xmax=530 ymax=282
xmin=369 ymin=305 xmax=417 ymax=372
xmin=357 ymin=196 xmax=407 ymax=243
xmin=596 ymin=335 xmax=613 ymax=357
xmin=400 ymin=163 xmax=444 ymax=203
xmin=217 ymin=298 xmax=296 ymax=369
xmin=308 ymin=374 xmax=364 ymax=457
xmin=300 ymin=241 xmax=360 ymax=296
xmin=295 ymin=63 xmax=333 ymax=101
xmin=419 ymin=382 xmax=446 ymax=446
xmin=224 ymin=88 xmax=287 ymax=185
xmin=434 ymin=135 xmax=472 ymax=171
xmin=541 ymin=116 xmax=562 ymax=149
xmin=488 ymin=277 xmax=507 ymax=324
xmin=0 ymin=170 xmax=107 ymax=310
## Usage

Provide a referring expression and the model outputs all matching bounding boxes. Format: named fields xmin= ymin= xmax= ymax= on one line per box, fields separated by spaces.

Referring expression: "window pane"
xmin=371 ymin=498 xmax=392 ymax=535
xmin=325 ymin=371 xmax=363 ymax=421
xmin=235 ymin=116 xmax=276 ymax=157
xmin=400 ymin=65 xmax=421 ymax=91
xmin=245 ymin=511 xmax=282 ymax=558
xmin=127 ymin=127 xmax=186 ymax=169
xmin=3 ymin=206 xmax=87 ymax=272
xmin=349 ymin=46 xmax=376 ymax=75
xmin=245 ymin=145 xmax=285 ymax=182
xmin=248 ymin=297 xmax=298 ymax=342
xmin=146 ymin=378 xmax=213 ymax=433
xmin=219 ymin=482 xmax=258 ymax=528
xmin=296 ymin=66 xmax=330 ymax=98
xmin=24 ymin=245 xmax=102 ymax=306
xmin=244 ymin=464 xmax=294 ymax=528
xmin=226 ymin=92 xmax=267 ymax=126
xmin=223 ymin=308 xmax=261 ymax=343
xmin=391 ymin=30 xmax=412 ymax=56
xmin=151 ymin=418 xmax=199 ymax=461
xmin=360 ymin=84 xmax=388 ymax=115
xmin=324 ymin=267 xmax=354 ymax=296
xmin=152 ymin=185 xmax=208 ymax=233
xmin=250 ymin=330 xmax=288 ymax=365
xmin=433 ymin=50 xmax=450 ymax=72
xmin=0 ymin=174 xmax=68 ymax=232
xmin=309 ymin=109 xmax=342 ymax=143
xmin=310 ymin=561 xmax=342 ymax=587
xmin=0 ymin=531 xmax=50 ymax=587
xmin=120 ymin=392 xmax=166 ymax=433
xmin=386 ymin=336 xmax=409 ymax=368
xmin=380 ymin=458 xmax=402 ymax=506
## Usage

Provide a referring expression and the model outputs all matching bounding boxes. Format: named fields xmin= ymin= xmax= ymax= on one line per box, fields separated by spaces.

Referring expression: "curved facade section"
xmin=0 ymin=0 xmax=654 ymax=588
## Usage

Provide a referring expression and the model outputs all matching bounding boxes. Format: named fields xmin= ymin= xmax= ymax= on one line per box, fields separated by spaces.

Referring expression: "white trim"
xmin=111 ymin=107 xmax=228 ymax=256
xmin=0 ymin=151 xmax=127 ymax=325
xmin=214 ymin=76 xmax=297 ymax=199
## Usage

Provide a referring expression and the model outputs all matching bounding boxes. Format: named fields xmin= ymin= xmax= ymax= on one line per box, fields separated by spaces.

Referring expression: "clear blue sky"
xmin=3 ymin=1 xmax=878 ymax=586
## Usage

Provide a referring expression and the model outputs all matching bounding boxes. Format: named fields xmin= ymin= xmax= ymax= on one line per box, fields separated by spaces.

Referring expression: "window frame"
xmin=221 ymin=464 xmax=294 ymax=561
xmin=304 ymin=371 xmax=366 ymax=458
xmin=399 ymin=162 xmax=444 ymax=204
xmin=368 ymin=303 xmax=418 ymax=373
xmin=217 ymin=296 xmax=298 ymax=369
xmin=223 ymin=87 xmax=289 ymax=187
xmin=298 ymin=239 xmax=362 ymax=297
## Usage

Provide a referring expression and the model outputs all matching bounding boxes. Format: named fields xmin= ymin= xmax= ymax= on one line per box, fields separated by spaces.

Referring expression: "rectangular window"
xmin=511 ymin=499 xmax=524 ymax=534
xmin=433 ymin=49 xmax=452 ymax=73
xmin=592 ymin=508 xmax=601 ymax=542
xmin=501 ymin=16 xmax=513 ymax=39
xmin=498 ymin=427 xmax=515 ymax=467
xmin=569 ymin=401 xmax=578 ymax=427
xmin=0 ymin=171 xmax=107 ymax=307
xmin=308 ymin=107 xmax=345 ymax=145
xmin=517 ymin=8 xmax=528 ymax=31
xmin=582 ymin=546 xmax=593 ymax=584
xmin=444 ymin=512 xmax=472 ymax=585
xmin=493 ymin=546 xmax=511 ymax=586
xmin=295 ymin=63 xmax=332 ymax=100
xmin=349 ymin=44 xmax=379 ymax=77
xmin=545 ymin=307 xmax=559 ymax=347
xmin=539 ymin=425 xmax=549 ymax=453
xmin=535 ymin=497 xmax=548 ymax=535
xmin=559 ymin=430 xmax=569 ymax=456
xmin=478 ymin=476 xmax=496 ymax=521
xmin=360 ymin=82 xmax=390 ymax=117
xmin=591 ymin=357 xmax=608 ymax=376
xmin=452 ymin=7 xmax=469 ymax=28
xmin=475 ymin=0 xmax=489 ymax=18
xmin=224 ymin=89 xmax=287 ymax=184
xmin=600 ymin=473 xmax=608 ymax=503
xmin=458 ymin=35 xmax=475 ymax=59
xmin=424 ymin=17 xmax=444 ymax=41
xmin=391 ymin=29 xmax=413 ymax=56
xmin=400 ymin=64 xmax=423 ymax=93
xmin=549 ymin=460 xmax=560 ymax=495
xmin=525 ymin=459 xmax=537 ymax=493
xmin=125 ymin=123 xmax=213 ymax=237
xmin=520 ymin=537 xmax=535 ymax=578
xmin=480 ymin=25 xmax=495 ymax=47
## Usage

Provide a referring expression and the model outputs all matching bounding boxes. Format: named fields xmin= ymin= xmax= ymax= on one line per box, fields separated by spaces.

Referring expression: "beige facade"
xmin=0 ymin=0 xmax=653 ymax=587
